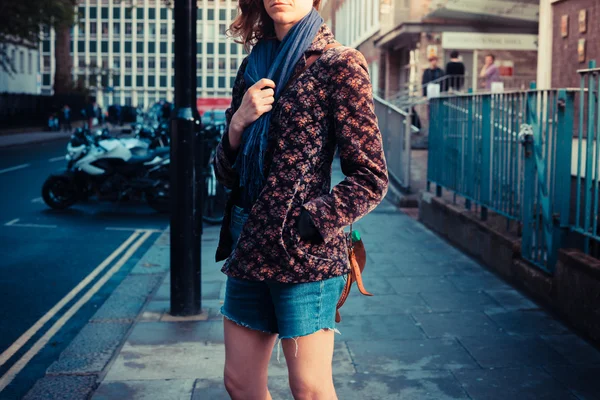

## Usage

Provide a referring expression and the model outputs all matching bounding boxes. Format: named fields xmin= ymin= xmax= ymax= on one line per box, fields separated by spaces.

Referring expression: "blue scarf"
xmin=235 ymin=8 xmax=323 ymax=205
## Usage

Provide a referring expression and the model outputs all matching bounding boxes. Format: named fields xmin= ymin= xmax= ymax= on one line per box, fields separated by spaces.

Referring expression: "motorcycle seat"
xmin=128 ymin=154 xmax=158 ymax=164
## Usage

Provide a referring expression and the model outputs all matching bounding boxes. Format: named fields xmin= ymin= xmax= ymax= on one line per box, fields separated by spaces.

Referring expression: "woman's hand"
xmin=229 ymin=79 xmax=276 ymax=150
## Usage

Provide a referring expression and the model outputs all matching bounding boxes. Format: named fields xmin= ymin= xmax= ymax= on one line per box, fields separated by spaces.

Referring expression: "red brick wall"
xmin=552 ymin=0 xmax=600 ymax=88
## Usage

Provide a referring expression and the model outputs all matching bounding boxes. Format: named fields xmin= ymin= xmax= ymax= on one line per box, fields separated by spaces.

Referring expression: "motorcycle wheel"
xmin=42 ymin=175 xmax=77 ymax=210
xmin=146 ymin=180 xmax=170 ymax=213
xmin=202 ymin=172 xmax=227 ymax=225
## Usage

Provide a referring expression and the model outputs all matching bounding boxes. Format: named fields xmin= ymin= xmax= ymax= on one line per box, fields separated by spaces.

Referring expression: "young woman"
xmin=213 ymin=1 xmax=388 ymax=398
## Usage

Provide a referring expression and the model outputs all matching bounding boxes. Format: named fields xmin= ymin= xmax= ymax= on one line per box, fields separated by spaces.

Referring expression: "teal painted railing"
xmin=428 ymin=63 xmax=600 ymax=272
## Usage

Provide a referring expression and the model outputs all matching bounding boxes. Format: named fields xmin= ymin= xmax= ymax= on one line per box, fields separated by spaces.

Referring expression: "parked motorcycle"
xmin=42 ymin=127 xmax=170 ymax=212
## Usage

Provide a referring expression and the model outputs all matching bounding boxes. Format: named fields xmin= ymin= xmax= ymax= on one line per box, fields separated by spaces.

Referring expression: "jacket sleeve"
xmin=212 ymin=56 xmax=248 ymax=189
xmin=301 ymin=48 xmax=389 ymax=243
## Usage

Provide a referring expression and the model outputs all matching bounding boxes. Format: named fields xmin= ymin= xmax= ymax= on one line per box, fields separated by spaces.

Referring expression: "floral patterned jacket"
xmin=213 ymin=24 xmax=388 ymax=283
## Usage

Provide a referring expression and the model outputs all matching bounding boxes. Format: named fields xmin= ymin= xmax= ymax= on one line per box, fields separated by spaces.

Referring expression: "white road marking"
xmin=0 ymin=164 xmax=30 ymax=175
xmin=6 ymin=222 xmax=57 ymax=229
xmin=4 ymin=219 xmax=19 ymax=226
xmin=106 ymin=227 xmax=164 ymax=233
xmin=0 ymin=230 xmax=153 ymax=392
xmin=31 ymin=197 xmax=44 ymax=204
xmin=0 ymin=231 xmax=141 ymax=370
xmin=49 ymin=156 xmax=65 ymax=162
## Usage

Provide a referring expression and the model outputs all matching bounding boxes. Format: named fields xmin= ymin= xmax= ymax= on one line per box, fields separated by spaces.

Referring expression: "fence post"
xmin=405 ymin=106 xmax=412 ymax=191
xmin=521 ymin=89 xmax=537 ymax=264
xmin=549 ymin=90 xmax=575 ymax=269
xmin=480 ymin=95 xmax=492 ymax=220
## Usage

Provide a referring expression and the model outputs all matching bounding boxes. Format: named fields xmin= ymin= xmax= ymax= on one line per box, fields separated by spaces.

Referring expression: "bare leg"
xmin=283 ymin=329 xmax=338 ymax=400
xmin=223 ymin=318 xmax=278 ymax=400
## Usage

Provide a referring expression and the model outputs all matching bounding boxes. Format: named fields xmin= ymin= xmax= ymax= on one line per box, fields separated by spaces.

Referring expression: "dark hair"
xmin=229 ymin=0 xmax=322 ymax=53
xmin=486 ymin=53 xmax=496 ymax=61
xmin=450 ymin=50 xmax=459 ymax=59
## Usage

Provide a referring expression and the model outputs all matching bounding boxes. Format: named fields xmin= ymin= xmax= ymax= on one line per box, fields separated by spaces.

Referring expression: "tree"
xmin=0 ymin=0 xmax=75 ymax=76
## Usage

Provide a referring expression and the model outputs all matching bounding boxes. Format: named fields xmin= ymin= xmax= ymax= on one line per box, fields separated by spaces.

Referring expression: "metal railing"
xmin=572 ymin=61 xmax=600 ymax=253
xmin=374 ymin=94 xmax=419 ymax=191
xmin=428 ymin=74 xmax=600 ymax=272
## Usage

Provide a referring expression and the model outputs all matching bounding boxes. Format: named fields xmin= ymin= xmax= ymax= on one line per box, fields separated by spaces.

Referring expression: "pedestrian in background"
xmin=480 ymin=53 xmax=501 ymax=90
xmin=445 ymin=50 xmax=465 ymax=92
xmin=61 ymin=104 xmax=72 ymax=132
xmin=213 ymin=0 xmax=388 ymax=399
xmin=422 ymin=55 xmax=445 ymax=96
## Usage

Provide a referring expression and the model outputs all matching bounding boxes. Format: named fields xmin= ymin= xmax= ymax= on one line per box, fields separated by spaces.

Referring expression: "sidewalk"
xmin=26 ymin=168 xmax=600 ymax=400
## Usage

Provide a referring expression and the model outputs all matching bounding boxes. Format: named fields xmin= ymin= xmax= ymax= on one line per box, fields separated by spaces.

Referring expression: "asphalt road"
xmin=0 ymin=138 xmax=169 ymax=399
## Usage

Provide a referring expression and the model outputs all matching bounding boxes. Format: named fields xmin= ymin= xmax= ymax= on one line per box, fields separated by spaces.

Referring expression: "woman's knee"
xmin=289 ymin=376 xmax=335 ymax=400
xmin=224 ymin=365 xmax=269 ymax=400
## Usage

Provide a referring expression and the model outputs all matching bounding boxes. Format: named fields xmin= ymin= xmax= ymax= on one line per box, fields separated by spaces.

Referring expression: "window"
xmin=136 ymin=76 xmax=144 ymax=87
xmin=113 ymin=58 xmax=120 ymax=69
xmin=230 ymin=58 xmax=237 ymax=71
xmin=218 ymin=57 xmax=225 ymax=70
xmin=125 ymin=56 xmax=132 ymax=69
xmin=160 ymin=57 xmax=167 ymax=69
xmin=148 ymin=76 xmax=155 ymax=86
xmin=90 ymin=7 xmax=97 ymax=19
xmin=137 ymin=7 xmax=144 ymax=19
xmin=231 ymin=8 xmax=237 ymax=20
xmin=149 ymin=59 xmax=155 ymax=69
xmin=196 ymin=43 xmax=202 ymax=54
xmin=230 ymin=76 xmax=236 ymax=88
xmin=43 ymin=56 xmax=51 ymax=70
xmin=102 ymin=22 xmax=109 ymax=36
xmin=78 ymin=41 xmax=85 ymax=52
xmin=148 ymin=42 xmax=155 ymax=53
xmin=230 ymin=43 xmax=238 ymax=55
xmin=149 ymin=8 xmax=155 ymax=19
xmin=197 ymin=76 xmax=202 ymax=88
xmin=160 ymin=76 xmax=167 ymax=87
xmin=207 ymin=58 xmax=214 ymax=70
xmin=125 ymin=7 xmax=132 ymax=19
xmin=113 ymin=22 xmax=120 ymax=35
xmin=219 ymin=9 xmax=226 ymax=20
xmin=19 ymin=52 xmax=25 ymax=73
xmin=197 ymin=57 xmax=202 ymax=69
xmin=207 ymin=9 xmax=214 ymax=20
xmin=113 ymin=41 xmax=120 ymax=52
xmin=90 ymin=23 xmax=97 ymax=35
xmin=219 ymin=24 xmax=227 ymax=37
xmin=197 ymin=9 xmax=203 ymax=20
xmin=171 ymin=76 xmax=174 ymax=87
xmin=218 ymin=76 xmax=225 ymax=88
xmin=137 ymin=42 xmax=144 ymax=53
xmin=43 ymin=41 xmax=51 ymax=53
xmin=125 ymin=75 xmax=132 ymax=86
xmin=102 ymin=56 xmax=108 ymax=68
xmin=70 ymin=41 xmax=73 ymax=53
xmin=207 ymin=43 xmax=214 ymax=54
xmin=78 ymin=56 xmax=85 ymax=68
xmin=101 ymin=41 xmax=108 ymax=52
xmin=101 ymin=7 xmax=109 ymax=19
xmin=160 ymin=8 xmax=168 ymax=19
xmin=113 ymin=7 xmax=120 ymax=19
xmin=125 ymin=42 xmax=131 ymax=53
xmin=149 ymin=23 xmax=156 ymax=38
xmin=125 ymin=23 xmax=132 ymax=35
xmin=206 ymin=76 xmax=214 ymax=88
xmin=160 ymin=42 xmax=167 ymax=54
xmin=160 ymin=23 xmax=167 ymax=36
xmin=219 ymin=43 xmax=226 ymax=54
xmin=43 ymin=74 xmax=51 ymax=86
xmin=137 ymin=23 xmax=143 ymax=35
xmin=90 ymin=41 xmax=97 ymax=53
xmin=113 ymin=75 xmax=120 ymax=86
xmin=137 ymin=58 xmax=143 ymax=70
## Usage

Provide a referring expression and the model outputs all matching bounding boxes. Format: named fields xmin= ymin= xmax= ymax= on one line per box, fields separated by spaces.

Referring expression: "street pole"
xmin=170 ymin=0 xmax=202 ymax=316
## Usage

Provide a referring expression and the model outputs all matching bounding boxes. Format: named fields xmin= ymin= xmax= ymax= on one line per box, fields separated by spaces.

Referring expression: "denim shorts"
xmin=222 ymin=205 xmax=346 ymax=338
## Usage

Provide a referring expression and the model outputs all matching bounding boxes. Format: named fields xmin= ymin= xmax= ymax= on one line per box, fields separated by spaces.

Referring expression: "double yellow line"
xmin=0 ymin=229 xmax=154 ymax=392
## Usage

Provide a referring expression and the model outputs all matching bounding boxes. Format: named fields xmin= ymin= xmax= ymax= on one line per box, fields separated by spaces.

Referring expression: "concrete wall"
xmin=552 ymin=0 xmax=600 ymax=88
xmin=419 ymin=192 xmax=600 ymax=343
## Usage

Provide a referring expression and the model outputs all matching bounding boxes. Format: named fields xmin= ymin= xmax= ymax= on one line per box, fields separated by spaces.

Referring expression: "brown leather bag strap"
xmin=282 ymin=42 xmax=342 ymax=94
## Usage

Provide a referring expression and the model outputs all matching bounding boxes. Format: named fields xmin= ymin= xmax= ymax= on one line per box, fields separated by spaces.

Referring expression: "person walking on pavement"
xmin=61 ymin=104 xmax=72 ymax=132
xmin=213 ymin=0 xmax=388 ymax=399
xmin=445 ymin=50 xmax=465 ymax=92
xmin=480 ymin=53 xmax=501 ymax=90
xmin=422 ymin=55 xmax=444 ymax=96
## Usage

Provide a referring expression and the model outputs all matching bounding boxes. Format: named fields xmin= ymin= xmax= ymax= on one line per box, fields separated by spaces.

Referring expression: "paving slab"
xmin=346 ymin=338 xmax=479 ymax=373
xmin=342 ymin=293 xmax=431 ymax=315
xmin=447 ymin=273 xmax=512 ymax=292
xmin=126 ymin=320 xmax=224 ymax=345
xmin=458 ymin=335 xmax=570 ymax=368
xmin=419 ymin=290 xmax=502 ymax=312
xmin=544 ymin=365 xmax=600 ymax=400
xmin=93 ymin=379 xmax=195 ymax=400
xmin=413 ymin=311 xmax=505 ymax=339
xmin=336 ymin=315 xmax=425 ymax=341
xmin=484 ymin=289 xmax=540 ymax=311
xmin=484 ymin=310 xmax=570 ymax=336
xmin=453 ymin=367 xmax=578 ymax=400
xmin=385 ymin=276 xmax=460 ymax=294
xmin=541 ymin=334 xmax=600 ymax=366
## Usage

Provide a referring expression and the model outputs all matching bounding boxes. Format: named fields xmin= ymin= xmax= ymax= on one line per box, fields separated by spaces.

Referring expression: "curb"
xmin=23 ymin=230 xmax=170 ymax=400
